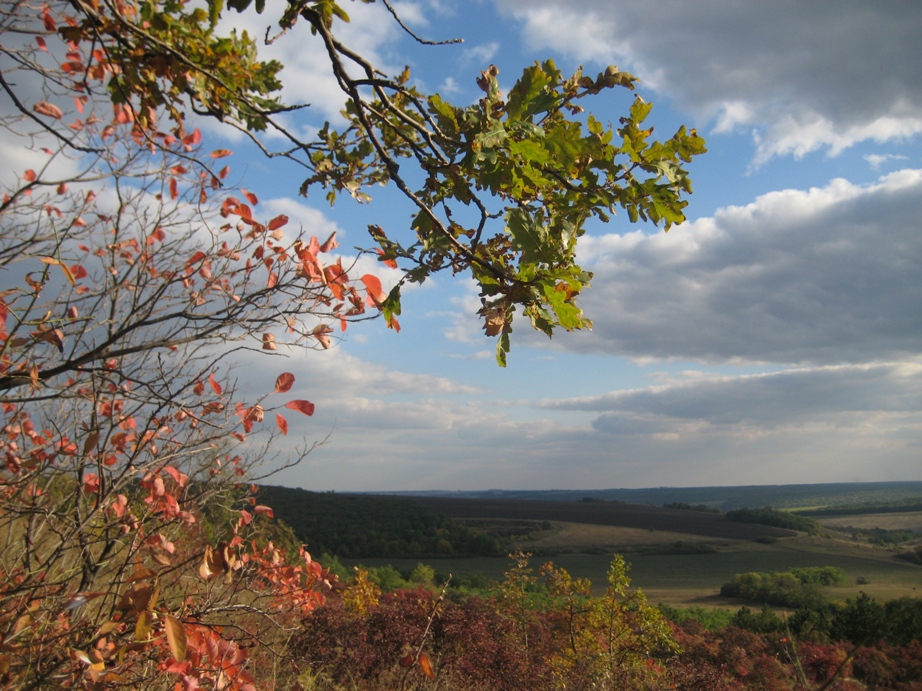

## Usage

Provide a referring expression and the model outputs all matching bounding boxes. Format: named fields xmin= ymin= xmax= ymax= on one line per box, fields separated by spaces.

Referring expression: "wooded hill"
xmin=256 ymin=486 xmax=504 ymax=558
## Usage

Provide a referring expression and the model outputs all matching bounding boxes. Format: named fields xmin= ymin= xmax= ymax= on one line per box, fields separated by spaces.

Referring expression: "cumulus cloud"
xmin=494 ymin=0 xmax=922 ymax=161
xmin=551 ymin=169 xmax=922 ymax=364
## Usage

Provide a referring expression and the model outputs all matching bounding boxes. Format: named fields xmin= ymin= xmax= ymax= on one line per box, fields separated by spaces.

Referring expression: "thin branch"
xmin=0 ymin=70 xmax=103 ymax=154
xmin=380 ymin=0 xmax=463 ymax=46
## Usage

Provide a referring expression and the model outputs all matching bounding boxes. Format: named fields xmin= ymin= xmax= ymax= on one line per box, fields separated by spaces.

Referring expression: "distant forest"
xmin=383 ymin=480 xmax=922 ymax=511
xmin=256 ymin=486 xmax=504 ymax=558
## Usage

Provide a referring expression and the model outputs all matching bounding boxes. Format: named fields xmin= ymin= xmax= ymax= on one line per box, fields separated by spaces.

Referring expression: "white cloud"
xmin=461 ymin=41 xmax=500 ymax=67
xmin=438 ymin=77 xmax=462 ymax=95
xmin=865 ymin=153 xmax=910 ymax=170
xmin=549 ymin=169 xmax=922 ymax=365
xmin=495 ymin=0 xmax=922 ymax=161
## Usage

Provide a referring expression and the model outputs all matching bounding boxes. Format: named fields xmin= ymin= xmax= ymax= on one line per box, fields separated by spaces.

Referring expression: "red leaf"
xmin=208 ymin=372 xmax=222 ymax=394
xmin=284 ymin=400 xmax=315 ymax=416
xmin=23 ymin=169 xmax=37 ymax=183
xmin=83 ymin=473 xmax=100 ymax=494
xmin=42 ymin=10 xmax=55 ymax=31
xmin=360 ymin=273 xmax=386 ymax=304
xmin=186 ymin=251 xmax=206 ymax=267
xmin=114 ymin=104 xmax=133 ymax=124
xmin=218 ymin=165 xmax=230 ymax=179
xmin=377 ymin=248 xmax=399 ymax=269
xmin=276 ymin=413 xmax=288 ymax=436
xmin=275 ymin=372 xmax=295 ymax=393
xmin=267 ymin=214 xmax=288 ymax=231
xmin=183 ymin=129 xmax=202 ymax=146
xmin=35 ymin=36 xmax=47 ymax=51
xmin=169 ymin=177 xmax=178 ymax=200
xmin=210 ymin=149 xmax=233 ymax=159
xmin=254 ymin=505 xmax=275 ymax=517
xmin=242 ymin=189 xmax=258 ymax=205
xmin=147 ymin=227 xmax=166 ymax=245
xmin=319 ymin=231 xmax=338 ymax=253
xmin=33 ymin=101 xmax=63 ymax=119
xmin=262 ymin=333 xmax=276 ymax=350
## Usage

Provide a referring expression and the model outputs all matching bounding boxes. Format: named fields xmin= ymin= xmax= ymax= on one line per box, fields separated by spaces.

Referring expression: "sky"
xmin=15 ymin=0 xmax=922 ymax=492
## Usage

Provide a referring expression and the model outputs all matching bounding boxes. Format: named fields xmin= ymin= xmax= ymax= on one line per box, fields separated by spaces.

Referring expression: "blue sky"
xmin=209 ymin=0 xmax=922 ymax=491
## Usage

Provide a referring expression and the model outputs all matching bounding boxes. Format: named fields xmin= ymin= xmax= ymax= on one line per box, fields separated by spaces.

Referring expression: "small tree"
xmin=1 ymin=3 xmax=378 ymax=686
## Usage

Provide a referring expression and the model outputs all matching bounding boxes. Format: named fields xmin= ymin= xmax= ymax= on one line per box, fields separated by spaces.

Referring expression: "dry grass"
xmin=513 ymin=520 xmax=720 ymax=553
xmin=818 ymin=511 xmax=922 ymax=532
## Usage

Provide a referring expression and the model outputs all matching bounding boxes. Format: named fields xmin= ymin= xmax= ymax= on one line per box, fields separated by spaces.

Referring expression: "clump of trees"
xmin=726 ymin=507 xmax=823 ymax=533
xmin=720 ymin=566 xmax=846 ymax=608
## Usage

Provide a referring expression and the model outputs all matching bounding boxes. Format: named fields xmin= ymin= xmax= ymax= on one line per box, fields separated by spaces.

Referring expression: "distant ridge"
xmin=373 ymin=481 xmax=922 ymax=512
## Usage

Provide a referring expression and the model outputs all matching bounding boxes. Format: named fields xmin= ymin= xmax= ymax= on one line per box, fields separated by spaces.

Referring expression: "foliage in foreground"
xmin=289 ymin=553 xmax=922 ymax=691
xmin=291 ymin=552 xmax=677 ymax=690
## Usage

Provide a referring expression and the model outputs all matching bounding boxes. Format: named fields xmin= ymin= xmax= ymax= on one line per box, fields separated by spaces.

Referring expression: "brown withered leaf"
xmin=164 ymin=615 xmax=187 ymax=662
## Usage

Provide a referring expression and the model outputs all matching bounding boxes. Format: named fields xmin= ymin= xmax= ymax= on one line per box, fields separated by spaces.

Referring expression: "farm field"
xmin=342 ymin=496 xmax=922 ymax=607
xmin=817 ymin=511 xmax=922 ymax=533
xmin=347 ymin=534 xmax=920 ymax=606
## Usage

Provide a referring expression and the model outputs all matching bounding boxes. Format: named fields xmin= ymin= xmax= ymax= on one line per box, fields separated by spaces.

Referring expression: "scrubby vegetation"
xmin=284 ymin=554 xmax=922 ymax=690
